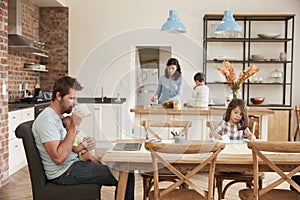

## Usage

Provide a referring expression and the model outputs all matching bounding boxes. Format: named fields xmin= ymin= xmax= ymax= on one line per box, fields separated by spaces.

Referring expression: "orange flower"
xmin=217 ymin=61 xmax=259 ymax=95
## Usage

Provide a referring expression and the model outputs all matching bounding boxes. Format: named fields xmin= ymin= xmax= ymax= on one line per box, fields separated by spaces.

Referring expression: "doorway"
xmin=135 ymin=46 xmax=171 ymax=105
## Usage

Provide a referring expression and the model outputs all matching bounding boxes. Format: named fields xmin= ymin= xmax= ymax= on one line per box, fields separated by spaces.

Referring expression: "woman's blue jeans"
xmin=51 ymin=160 xmax=135 ymax=200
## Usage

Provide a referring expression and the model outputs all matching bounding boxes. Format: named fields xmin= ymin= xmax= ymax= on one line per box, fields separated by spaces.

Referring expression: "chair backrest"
xmin=247 ymin=141 xmax=300 ymax=199
xmin=15 ymin=121 xmax=101 ymax=200
xmin=145 ymin=140 xmax=225 ymax=199
xmin=15 ymin=121 xmax=48 ymax=195
xmin=294 ymin=106 xmax=300 ymax=141
xmin=141 ymin=120 xmax=192 ymax=140
xmin=248 ymin=115 xmax=260 ymax=139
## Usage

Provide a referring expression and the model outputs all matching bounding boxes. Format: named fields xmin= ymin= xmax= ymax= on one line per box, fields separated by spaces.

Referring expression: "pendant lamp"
xmin=216 ymin=10 xmax=241 ymax=34
xmin=161 ymin=9 xmax=186 ymax=33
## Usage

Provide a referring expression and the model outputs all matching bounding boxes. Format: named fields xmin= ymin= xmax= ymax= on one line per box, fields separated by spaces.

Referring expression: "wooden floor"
xmin=0 ymin=166 xmax=290 ymax=200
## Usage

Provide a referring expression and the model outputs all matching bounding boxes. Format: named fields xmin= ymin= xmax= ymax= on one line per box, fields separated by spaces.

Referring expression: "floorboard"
xmin=0 ymin=166 xmax=290 ymax=200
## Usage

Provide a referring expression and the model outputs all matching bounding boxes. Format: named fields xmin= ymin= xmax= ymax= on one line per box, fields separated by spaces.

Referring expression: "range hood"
xmin=8 ymin=0 xmax=47 ymax=54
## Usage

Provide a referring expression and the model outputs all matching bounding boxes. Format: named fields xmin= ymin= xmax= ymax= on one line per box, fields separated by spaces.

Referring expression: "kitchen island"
xmin=130 ymin=105 xmax=274 ymax=140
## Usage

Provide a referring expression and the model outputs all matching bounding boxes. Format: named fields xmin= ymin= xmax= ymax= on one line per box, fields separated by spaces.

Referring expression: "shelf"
xmin=206 ymin=38 xmax=246 ymax=42
xmin=23 ymin=68 xmax=48 ymax=72
xmin=206 ymin=38 xmax=292 ymax=42
xmin=247 ymin=83 xmax=291 ymax=85
xmin=248 ymin=104 xmax=292 ymax=107
xmin=203 ymin=14 xmax=295 ymax=21
xmin=207 ymin=82 xmax=291 ymax=86
xmin=206 ymin=60 xmax=291 ymax=64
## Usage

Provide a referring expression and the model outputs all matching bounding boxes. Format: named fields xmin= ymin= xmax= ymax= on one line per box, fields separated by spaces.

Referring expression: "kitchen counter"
xmin=8 ymin=101 xmax=51 ymax=112
xmin=130 ymin=105 xmax=274 ymax=115
xmin=77 ymin=97 xmax=126 ymax=104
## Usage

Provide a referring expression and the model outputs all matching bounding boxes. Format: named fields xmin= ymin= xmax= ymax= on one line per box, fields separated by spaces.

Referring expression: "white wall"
xmin=65 ymin=0 xmax=300 ymax=133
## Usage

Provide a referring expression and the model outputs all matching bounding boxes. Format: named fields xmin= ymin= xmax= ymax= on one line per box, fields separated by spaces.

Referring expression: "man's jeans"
xmin=51 ymin=160 xmax=135 ymax=200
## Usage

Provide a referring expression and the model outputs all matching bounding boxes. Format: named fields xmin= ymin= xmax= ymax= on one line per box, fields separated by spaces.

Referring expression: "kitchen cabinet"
xmin=173 ymin=115 xmax=208 ymax=141
xmin=134 ymin=114 xmax=209 ymax=141
xmin=131 ymin=107 xmax=210 ymax=141
xmin=203 ymin=14 xmax=294 ymax=107
xmin=9 ymin=107 xmax=34 ymax=175
xmin=131 ymin=105 xmax=273 ymax=141
xmin=135 ymin=113 xmax=174 ymax=139
xmin=268 ymin=108 xmax=293 ymax=141
xmin=80 ymin=103 xmax=124 ymax=147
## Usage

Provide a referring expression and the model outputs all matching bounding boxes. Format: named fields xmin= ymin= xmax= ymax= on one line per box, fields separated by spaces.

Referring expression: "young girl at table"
xmin=209 ymin=98 xmax=256 ymax=141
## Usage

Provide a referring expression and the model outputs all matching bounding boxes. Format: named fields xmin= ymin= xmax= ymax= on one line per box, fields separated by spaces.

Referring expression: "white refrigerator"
xmin=136 ymin=68 xmax=158 ymax=105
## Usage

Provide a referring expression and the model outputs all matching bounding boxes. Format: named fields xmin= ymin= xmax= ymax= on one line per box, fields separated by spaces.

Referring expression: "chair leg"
xmin=259 ymin=178 xmax=263 ymax=189
xmin=294 ymin=128 xmax=300 ymax=141
xmin=216 ymin=177 xmax=223 ymax=200
xmin=143 ymin=176 xmax=152 ymax=200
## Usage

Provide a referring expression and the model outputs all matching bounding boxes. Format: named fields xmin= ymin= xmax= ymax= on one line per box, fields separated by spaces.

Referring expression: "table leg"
xmin=116 ymin=171 xmax=129 ymax=200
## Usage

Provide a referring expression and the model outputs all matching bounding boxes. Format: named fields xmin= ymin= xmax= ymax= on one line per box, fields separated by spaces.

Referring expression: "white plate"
xmin=213 ymin=56 xmax=239 ymax=61
xmin=257 ymin=33 xmax=280 ymax=39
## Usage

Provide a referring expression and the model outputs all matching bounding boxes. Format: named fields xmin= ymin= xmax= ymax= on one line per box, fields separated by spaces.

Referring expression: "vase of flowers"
xmin=217 ymin=61 xmax=259 ymax=99
xmin=232 ymin=89 xmax=241 ymax=99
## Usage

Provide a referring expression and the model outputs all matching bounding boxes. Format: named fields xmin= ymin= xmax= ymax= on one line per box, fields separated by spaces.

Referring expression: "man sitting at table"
xmin=32 ymin=76 xmax=134 ymax=199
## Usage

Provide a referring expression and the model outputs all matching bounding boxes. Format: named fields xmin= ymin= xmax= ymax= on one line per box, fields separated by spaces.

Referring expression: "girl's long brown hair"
xmin=223 ymin=98 xmax=249 ymax=130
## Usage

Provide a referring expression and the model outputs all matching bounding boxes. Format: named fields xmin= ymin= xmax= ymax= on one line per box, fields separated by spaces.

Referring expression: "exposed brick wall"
xmin=7 ymin=1 xmax=68 ymax=99
xmin=8 ymin=52 xmax=40 ymax=100
xmin=7 ymin=0 xmax=40 ymax=101
xmin=39 ymin=7 xmax=68 ymax=91
xmin=1 ymin=0 xmax=68 ymax=187
xmin=0 ymin=0 xmax=9 ymax=187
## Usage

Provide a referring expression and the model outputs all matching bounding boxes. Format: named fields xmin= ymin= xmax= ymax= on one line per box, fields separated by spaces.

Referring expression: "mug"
xmin=74 ymin=104 xmax=91 ymax=118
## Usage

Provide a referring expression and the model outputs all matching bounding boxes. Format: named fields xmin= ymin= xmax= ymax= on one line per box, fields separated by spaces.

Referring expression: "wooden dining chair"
xmin=248 ymin=115 xmax=260 ymax=139
xmin=140 ymin=120 xmax=192 ymax=200
xmin=239 ymin=141 xmax=300 ymax=200
xmin=294 ymin=106 xmax=300 ymax=141
xmin=206 ymin=120 xmax=265 ymax=200
xmin=145 ymin=140 xmax=225 ymax=200
xmin=141 ymin=120 xmax=192 ymax=141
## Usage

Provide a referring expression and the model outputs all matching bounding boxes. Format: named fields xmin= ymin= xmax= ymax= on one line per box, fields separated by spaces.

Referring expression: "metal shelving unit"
xmin=203 ymin=14 xmax=295 ymax=107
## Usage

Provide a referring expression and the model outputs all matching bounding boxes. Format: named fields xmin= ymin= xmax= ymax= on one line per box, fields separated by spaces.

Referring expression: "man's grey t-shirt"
xmin=32 ymin=107 xmax=78 ymax=180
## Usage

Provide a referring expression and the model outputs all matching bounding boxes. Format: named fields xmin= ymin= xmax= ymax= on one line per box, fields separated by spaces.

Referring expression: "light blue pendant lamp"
xmin=161 ymin=9 xmax=186 ymax=33
xmin=216 ymin=10 xmax=241 ymax=34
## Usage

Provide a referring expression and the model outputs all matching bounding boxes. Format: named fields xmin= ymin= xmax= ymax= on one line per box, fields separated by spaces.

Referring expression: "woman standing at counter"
xmin=151 ymin=58 xmax=184 ymax=104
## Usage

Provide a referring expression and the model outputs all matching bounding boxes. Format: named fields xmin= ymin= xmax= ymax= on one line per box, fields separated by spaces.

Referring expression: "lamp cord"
xmin=227 ymin=0 xmax=230 ymax=10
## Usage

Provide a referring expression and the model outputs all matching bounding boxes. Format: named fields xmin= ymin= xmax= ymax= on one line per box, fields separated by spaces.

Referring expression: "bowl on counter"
xmin=250 ymin=97 xmax=265 ymax=105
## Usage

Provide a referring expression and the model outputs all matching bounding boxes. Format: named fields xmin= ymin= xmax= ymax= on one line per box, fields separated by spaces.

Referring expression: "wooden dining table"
xmin=102 ymin=140 xmax=300 ymax=200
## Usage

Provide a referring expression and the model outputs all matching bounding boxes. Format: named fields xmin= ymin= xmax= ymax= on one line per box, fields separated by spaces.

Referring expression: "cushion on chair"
xmin=239 ymin=188 xmax=300 ymax=200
